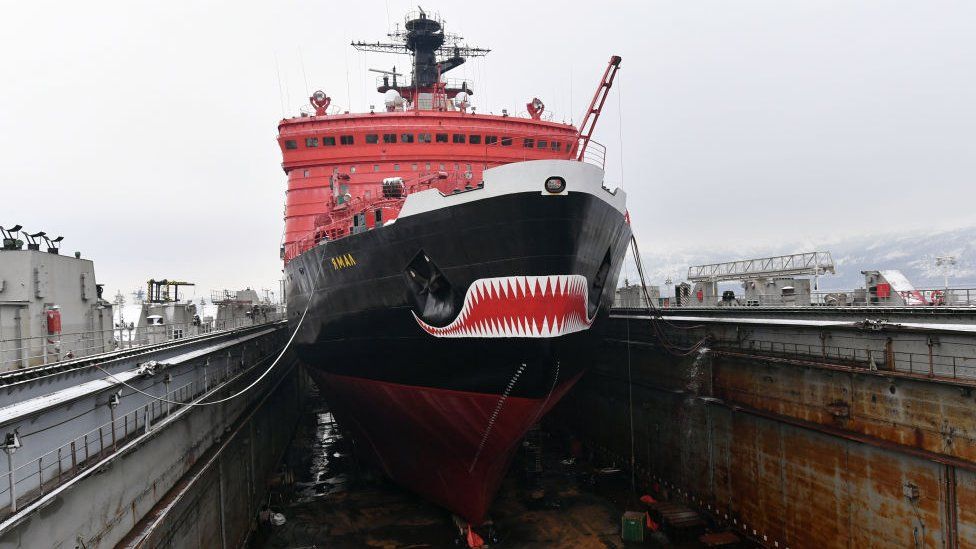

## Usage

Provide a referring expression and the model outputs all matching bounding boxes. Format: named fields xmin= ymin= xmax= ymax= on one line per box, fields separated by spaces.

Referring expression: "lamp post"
xmin=935 ymin=255 xmax=956 ymax=294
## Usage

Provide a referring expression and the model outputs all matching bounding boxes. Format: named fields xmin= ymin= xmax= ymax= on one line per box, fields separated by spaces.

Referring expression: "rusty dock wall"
xmin=556 ymin=308 xmax=976 ymax=548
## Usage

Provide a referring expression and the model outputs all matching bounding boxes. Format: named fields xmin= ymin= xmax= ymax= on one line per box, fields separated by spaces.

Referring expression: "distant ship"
xmin=278 ymin=9 xmax=630 ymax=524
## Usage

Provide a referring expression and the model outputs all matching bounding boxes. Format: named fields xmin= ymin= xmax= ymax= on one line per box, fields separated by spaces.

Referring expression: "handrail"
xmin=0 ymin=312 xmax=285 ymax=373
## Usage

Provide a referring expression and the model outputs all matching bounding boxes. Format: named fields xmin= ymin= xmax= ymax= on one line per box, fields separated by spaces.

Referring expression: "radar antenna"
xmin=352 ymin=10 xmax=489 ymax=100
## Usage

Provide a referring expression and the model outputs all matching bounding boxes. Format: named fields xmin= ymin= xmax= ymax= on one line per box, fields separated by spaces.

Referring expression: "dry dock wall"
xmin=0 ymin=333 xmax=307 ymax=549
xmin=556 ymin=312 xmax=976 ymax=548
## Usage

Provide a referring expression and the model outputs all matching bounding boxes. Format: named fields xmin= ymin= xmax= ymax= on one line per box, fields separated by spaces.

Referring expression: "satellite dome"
xmin=384 ymin=90 xmax=404 ymax=110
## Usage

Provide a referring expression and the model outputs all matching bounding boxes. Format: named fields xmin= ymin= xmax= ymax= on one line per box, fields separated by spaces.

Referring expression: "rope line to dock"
xmin=92 ymin=292 xmax=313 ymax=407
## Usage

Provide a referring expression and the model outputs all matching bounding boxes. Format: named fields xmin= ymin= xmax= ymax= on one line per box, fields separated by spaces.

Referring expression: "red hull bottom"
xmin=307 ymin=370 xmax=580 ymax=523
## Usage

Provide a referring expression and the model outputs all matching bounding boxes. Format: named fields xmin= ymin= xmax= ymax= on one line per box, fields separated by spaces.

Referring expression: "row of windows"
xmin=285 ymin=134 xmax=564 ymax=152
xmin=300 ymin=162 xmax=477 ymax=177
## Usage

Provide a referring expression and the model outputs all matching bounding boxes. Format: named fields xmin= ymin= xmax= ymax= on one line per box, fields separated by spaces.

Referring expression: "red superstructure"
xmin=279 ymin=109 xmax=582 ymax=261
xmin=275 ymin=9 xmax=609 ymax=262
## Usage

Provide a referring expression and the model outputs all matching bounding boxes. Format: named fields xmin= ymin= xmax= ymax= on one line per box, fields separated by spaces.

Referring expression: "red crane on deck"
xmin=573 ymin=55 xmax=622 ymax=162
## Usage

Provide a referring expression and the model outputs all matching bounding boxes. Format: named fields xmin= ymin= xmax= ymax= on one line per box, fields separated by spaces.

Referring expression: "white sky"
xmin=2 ymin=1 xmax=974 ymax=301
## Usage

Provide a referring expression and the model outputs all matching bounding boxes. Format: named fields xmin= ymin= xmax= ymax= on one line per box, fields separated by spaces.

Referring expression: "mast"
xmin=351 ymin=10 xmax=489 ymax=105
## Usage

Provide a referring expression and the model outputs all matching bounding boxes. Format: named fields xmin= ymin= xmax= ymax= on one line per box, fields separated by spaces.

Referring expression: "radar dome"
xmin=384 ymin=90 xmax=404 ymax=111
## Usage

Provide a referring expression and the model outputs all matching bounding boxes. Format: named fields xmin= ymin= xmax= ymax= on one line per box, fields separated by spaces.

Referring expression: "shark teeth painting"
xmin=413 ymin=274 xmax=594 ymax=338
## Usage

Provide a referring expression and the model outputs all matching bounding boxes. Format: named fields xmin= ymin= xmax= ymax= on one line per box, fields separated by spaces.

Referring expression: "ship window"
xmin=383 ymin=133 xmax=397 ymax=144
xmin=401 ymin=133 xmax=414 ymax=143
xmin=365 ymin=189 xmax=372 ymax=199
xmin=305 ymin=137 xmax=319 ymax=148
xmin=523 ymin=138 xmax=534 ymax=148
xmin=412 ymin=163 xmax=418 ymax=171
xmin=439 ymin=163 xmax=445 ymax=170
xmin=323 ymin=136 xmax=336 ymax=146
xmin=375 ymin=209 xmax=383 ymax=224
xmin=350 ymin=165 xmax=357 ymax=173
xmin=419 ymin=133 xmax=432 ymax=143
xmin=303 ymin=170 xmax=310 ymax=178
xmin=454 ymin=163 xmax=460 ymax=170
xmin=365 ymin=134 xmax=379 ymax=144
xmin=435 ymin=133 xmax=448 ymax=143
xmin=340 ymin=135 xmax=354 ymax=145
xmin=551 ymin=141 xmax=561 ymax=151
xmin=284 ymin=140 xmax=298 ymax=150
xmin=394 ymin=164 xmax=400 ymax=171
xmin=332 ymin=167 xmax=339 ymax=174
xmin=485 ymin=135 xmax=498 ymax=145
xmin=501 ymin=137 xmax=512 ymax=146
xmin=469 ymin=134 xmax=482 ymax=145
xmin=537 ymin=140 xmax=548 ymax=149
xmin=466 ymin=163 xmax=472 ymax=171
xmin=452 ymin=134 xmax=466 ymax=144
xmin=373 ymin=164 xmax=380 ymax=172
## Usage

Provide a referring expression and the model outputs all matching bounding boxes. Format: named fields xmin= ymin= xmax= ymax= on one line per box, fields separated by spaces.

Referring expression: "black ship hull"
xmin=285 ymin=160 xmax=630 ymax=521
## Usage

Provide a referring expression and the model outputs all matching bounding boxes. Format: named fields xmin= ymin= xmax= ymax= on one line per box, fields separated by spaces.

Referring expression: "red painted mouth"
xmin=413 ymin=274 xmax=593 ymax=338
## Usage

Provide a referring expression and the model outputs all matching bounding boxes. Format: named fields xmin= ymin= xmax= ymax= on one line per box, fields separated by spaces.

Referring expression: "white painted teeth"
xmin=413 ymin=274 xmax=594 ymax=338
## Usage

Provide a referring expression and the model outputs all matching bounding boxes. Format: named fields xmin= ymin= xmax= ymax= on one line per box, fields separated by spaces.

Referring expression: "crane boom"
xmin=573 ymin=55 xmax=622 ymax=162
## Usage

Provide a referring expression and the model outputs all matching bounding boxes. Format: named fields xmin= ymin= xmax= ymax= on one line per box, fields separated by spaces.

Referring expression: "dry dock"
xmin=558 ymin=307 xmax=976 ymax=548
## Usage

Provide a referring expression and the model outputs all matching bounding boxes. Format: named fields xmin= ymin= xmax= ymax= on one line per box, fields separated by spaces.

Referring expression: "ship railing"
xmin=579 ymin=140 xmax=607 ymax=170
xmin=0 ymin=344 xmax=283 ymax=520
xmin=480 ymin=134 xmax=605 ymax=169
xmin=0 ymin=312 xmax=286 ymax=374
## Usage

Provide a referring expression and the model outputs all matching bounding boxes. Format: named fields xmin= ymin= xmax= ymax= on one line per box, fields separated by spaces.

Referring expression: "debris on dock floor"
xmin=252 ymin=385 xmax=746 ymax=548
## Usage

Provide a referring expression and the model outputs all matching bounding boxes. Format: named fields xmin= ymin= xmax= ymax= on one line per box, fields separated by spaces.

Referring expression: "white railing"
xmin=0 ymin=347 xmax=279 ymax=517
xmin=0 ymin=311 xmax=285 ymax=373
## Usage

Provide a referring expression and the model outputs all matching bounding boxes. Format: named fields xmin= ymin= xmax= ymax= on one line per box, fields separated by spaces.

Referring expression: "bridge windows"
xmin=419 ymin=133 xmax=432 ymax=143
xmin=435 ymin=133 xmax=448 ymax=143
xmin=537 ymin=139 xmax=547 ymax=149
xmin=452 ymin=134 xmax=466 ymax=144
xmin=523 ymin=138 xmax=534 ymax=148
xmin=469 ymin=134 xmax=482 ymax=145
xmin=485 ymin=135 xmax=498 ymax=145
xmin=285 ymin=140 xmax=298 ymax=150
xmin=393 ymin=163 xmax=400 ymax=171
xmin=412 ymin=163 xmax=418 ymax=171
xmin=305 ymin=137 xmax=319 ymax=148
xmin=383 ymin=133 xmax=397 ymax=144
xmin=551 ymin=141 xmax=561 ymax=151
xmin=323 ymin=136 xmax=336 ymax=146
xmin=501 ymin=137 xmax=513 ymax=146
xmin=373 ymin=164 xmax=380 ymax=172
xmin=401 ymin=133 xmax=415 ymax=143
xmin=365 ymin=134 xmax=379 ymax=144
xmin=340 ymin=135 xmax=354 ymax=145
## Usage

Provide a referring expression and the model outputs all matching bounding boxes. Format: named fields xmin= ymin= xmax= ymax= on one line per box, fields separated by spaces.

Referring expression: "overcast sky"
xmin=2 ymin=1 xmax=974 ymax=302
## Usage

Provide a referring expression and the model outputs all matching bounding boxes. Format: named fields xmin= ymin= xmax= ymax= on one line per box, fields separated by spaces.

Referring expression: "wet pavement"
xmin=251 ymin=380 xmax=741 ymax=548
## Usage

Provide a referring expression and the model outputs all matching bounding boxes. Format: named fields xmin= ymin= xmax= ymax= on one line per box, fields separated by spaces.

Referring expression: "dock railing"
xmin=616 ymin=286 xmax=976 ymax=308
xmin=0 ymin=311 xmax=285 ymax=373
xmin=0 ymin=345 xmax=281 ymax=518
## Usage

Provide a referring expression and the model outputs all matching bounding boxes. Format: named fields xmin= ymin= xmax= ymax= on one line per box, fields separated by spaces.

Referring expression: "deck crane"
xmin=572 ymin=55 xmax=622 ymax=162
